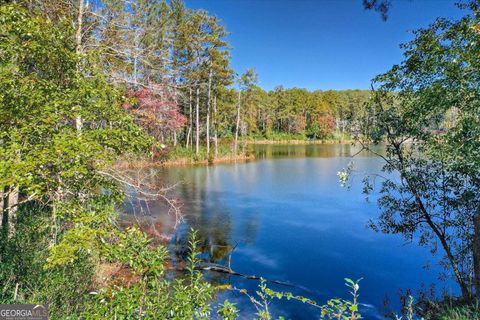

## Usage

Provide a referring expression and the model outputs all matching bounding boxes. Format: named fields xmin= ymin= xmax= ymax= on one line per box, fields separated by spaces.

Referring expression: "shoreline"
xmin=115 ymin=140 xmax=353 ymax=169
xmin=115 ymin=153 xmax=256 ymax=169
xmin=241 ymin=139 xmax=353 ymax=145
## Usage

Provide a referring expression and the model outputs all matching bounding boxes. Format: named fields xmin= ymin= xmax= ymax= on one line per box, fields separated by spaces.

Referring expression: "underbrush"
xmin=438 ymin=305 xmax=480 ymax=320
xmin=240 ymin=130 xmax=352 ymax=143
xmin=417 ymin=298 xmax=480 ymax=320
xmin=166 ymin=143 xmax=252 ymax=164
xmin=4 ymin=203 xmax=469 ymax=320
xmin=0 ymin=204 xmax=363 ymax=319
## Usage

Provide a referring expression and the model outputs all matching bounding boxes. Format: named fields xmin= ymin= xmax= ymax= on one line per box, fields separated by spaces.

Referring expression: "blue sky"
xmin=184 ymin=0 xmax=464 ymax=90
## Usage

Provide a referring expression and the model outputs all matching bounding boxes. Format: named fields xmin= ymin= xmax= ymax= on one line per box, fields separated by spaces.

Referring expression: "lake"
xmin=123 ymin=144 xmax=456 ymax=319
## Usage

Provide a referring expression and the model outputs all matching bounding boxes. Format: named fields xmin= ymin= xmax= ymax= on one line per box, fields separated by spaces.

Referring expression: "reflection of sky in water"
xmin=235 ymin=246 xmax=279 ymax=269
xmin=123 ymin=144 xmax=457 ymax=319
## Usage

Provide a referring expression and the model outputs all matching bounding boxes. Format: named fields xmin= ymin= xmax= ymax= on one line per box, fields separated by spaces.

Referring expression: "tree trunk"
xmin=133 ymin=56 xmax=138 ymax=88
xmin=75 ymin=116 xmax=83 ymax=132
xmin=473 ymin=205 xmax=480 ymax=298
xmin=172 ymin=76 xmax=179 ymax=148
xmin=7 ymin=187 xmax=18 ymax=238
xmin=234 ymin=90 xmax=241 ymax=155
xmin=1 ymin=186 xmax=18 ymax=238
xmin=75 ymin=0 xmax=84 ymax=132
xmin=432 ymin=216 xmax=470 ymax=299
xmin=75 ymin=0 xmax=84 ymax=56
xmin=206 ymin=69 xmax=212 ymax=155
xmin=1 ymin=186 xmax=8 ymax=231
xmin=214 ymin=95 xmax=218 ymax=157
xmin=0 ymin=188 xmax=3 ymax=230
xmin=392 ymin=142 xmax=471 ymax=299
xmin=340 ymin=107 xmax=344 ymax=143
xmin=186 ymin=87 xmax=192 ymax=148
xmin=195 ymin=86 xmax=200 ymax=154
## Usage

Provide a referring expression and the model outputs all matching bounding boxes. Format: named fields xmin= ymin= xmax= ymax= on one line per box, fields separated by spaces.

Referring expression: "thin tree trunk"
xmin=51 ymin=194 xmax=59 ymax=245
xmin=7 ymin=187 xmax=18 ymax=238
xmin=392 ymin=141 xmax=471 ymax=299
xmin=132 ymin=27 xmax=141 ymax=89
xmin=304 ymin=110 xmax=307 ymax=132
xmin=374 ymin=91 xmax=473 ymax=299
xmin=172 ymin=79 xmax=179 ymax=148
xmin=234 ymin=90 xmax=241 ymax=155
xmin=195 ymin=86 xmax=200 ymax=154
xmin=1 ymin=186 xmax=18 ymax=238
xmin=133 ymin=56 xmax=138 ymax=88
xmin=186 ymin=87 xmax=192 ymax=148
xmin=473 ymin=205 xmax=480 ymax=298
xmin=75 ymin=0 xmax=85 ymax=132
xmin=214 ymin=95 xmax=218 ymax=157
xmin=0 ymin=188 xmax=3 ymax=230
xmin=340 ymin=107 xmax=344 ymax=143
xmin=75 ymin=0 xmax=84 ymax=56
xmin=1 ymin=186 xmax=8 ymax=231
xmin=184 ymin=101 xmax=188 ymax=147
xmin=206 ymin=69 xmax=212 ymax=155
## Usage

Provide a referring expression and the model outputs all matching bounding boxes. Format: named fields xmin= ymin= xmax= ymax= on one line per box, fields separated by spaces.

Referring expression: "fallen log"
xmin=195 ymin=263 xmax=313 ymax=293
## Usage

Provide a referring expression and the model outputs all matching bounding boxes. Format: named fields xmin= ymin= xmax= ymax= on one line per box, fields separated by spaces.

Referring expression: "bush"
xmin=254 ymin=131 xmax=307 ymax=141
xmin=0 ymin=203 xmax=95 ymax=317
xmin=1 ymin=202 xmax=368 ymax=320
xmin=82 ymin=228 xmax=216 ymax=319
xmin=438 ymin=304 xmax=480 ymax=320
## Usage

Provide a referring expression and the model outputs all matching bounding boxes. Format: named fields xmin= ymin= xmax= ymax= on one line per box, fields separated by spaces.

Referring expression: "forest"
xmin=1 ymin=0 xmax=479 ymax=319
xmin=0 ymin=0 xmax=372 ymax=162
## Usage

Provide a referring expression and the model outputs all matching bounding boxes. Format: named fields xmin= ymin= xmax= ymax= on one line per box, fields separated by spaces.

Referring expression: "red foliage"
xmin=317 ymin=115 xmax=336 ymax=131
xmin=312 ymin=114 xmax=336 ymax=138
xmin=123 ymin=83 xmax=187 ymax=141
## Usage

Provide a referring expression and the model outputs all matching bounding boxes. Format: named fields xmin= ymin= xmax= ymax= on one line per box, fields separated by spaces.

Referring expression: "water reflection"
xmin=251 ymin=143 xmax=373 ymax=160
xmin=122 ymin=144 xmax=453 ymax=320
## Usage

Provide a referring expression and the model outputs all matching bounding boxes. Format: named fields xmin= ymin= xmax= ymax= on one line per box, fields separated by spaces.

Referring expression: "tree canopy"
xmin=345 ymin=0 xmax=480 ymax=301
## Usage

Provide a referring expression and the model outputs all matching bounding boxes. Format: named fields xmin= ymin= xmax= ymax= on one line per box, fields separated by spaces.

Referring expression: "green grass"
xmin=165 ymin=143 xmax=248 ymax=164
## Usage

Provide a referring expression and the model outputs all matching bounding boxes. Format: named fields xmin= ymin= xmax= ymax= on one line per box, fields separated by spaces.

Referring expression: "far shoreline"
xmin=241 ymin=139 xmax=354 ymax=145
xmin=115 ymin=139 xmax=355 ymax=170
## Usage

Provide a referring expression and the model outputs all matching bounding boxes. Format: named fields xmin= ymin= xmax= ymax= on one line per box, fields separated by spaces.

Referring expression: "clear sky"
xmin=184 ymin=0 xmax=464 ymax=91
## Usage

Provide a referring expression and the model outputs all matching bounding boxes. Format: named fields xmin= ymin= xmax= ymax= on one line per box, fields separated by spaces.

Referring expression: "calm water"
xmin=124 ymin=144 xmax=456 ymax=319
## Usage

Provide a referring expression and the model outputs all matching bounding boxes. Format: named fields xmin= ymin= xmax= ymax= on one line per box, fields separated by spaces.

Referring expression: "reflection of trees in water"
xmin=252 ymin=144 xmax=352 ymax=159
xmin=241 ymin=216 xmax=259 ymax=246
xmin=252 ymin=144 xmax=381 ymax=160
xmin=172 ymin=168 xmax=235 ymax=267
xmin=171 ymin=166 xmax=262 ymax=271
xmin=122 ymin=164 xmax=262 ymax=283
xmin=118 ymin=167 xmax=182 ymax=238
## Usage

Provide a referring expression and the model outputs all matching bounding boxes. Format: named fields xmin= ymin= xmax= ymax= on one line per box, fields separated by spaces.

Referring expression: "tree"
xmin=344 ymin=1 xmax=480 ymax=299
xmin=307 ymin=115 xmax=336 ymax=140
xmin=123 ymin=84 xmax=187 ymax=145
xmin=363 ymin=0 xmax=390 ymax=21
xmin=234 ymin=68 xmax=257 ymax=154
xmin=0 ymin=2 xmax=150 ymax=247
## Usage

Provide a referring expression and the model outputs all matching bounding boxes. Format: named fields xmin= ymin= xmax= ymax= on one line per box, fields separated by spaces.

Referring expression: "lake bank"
xmin=241 ymin=139 xmax=353 ymax=145
xmin=115 ymin=153 xmax=255 ymax=169
xmin=115 ymin=140 xmax=356 ymax=169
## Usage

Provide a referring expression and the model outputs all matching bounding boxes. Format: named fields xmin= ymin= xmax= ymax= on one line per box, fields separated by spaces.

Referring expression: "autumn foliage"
xmin=308 ymin=115 xmax=336 ymax=139
xmin=123 ymin=84 xmax=187 ymax=142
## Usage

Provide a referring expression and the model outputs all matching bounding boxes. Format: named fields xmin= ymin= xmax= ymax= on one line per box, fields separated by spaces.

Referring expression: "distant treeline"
xmin=20 ymin=0 xmax=372 ymax=154
xmin=222 ymin=87 xmax=372 ymax=141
